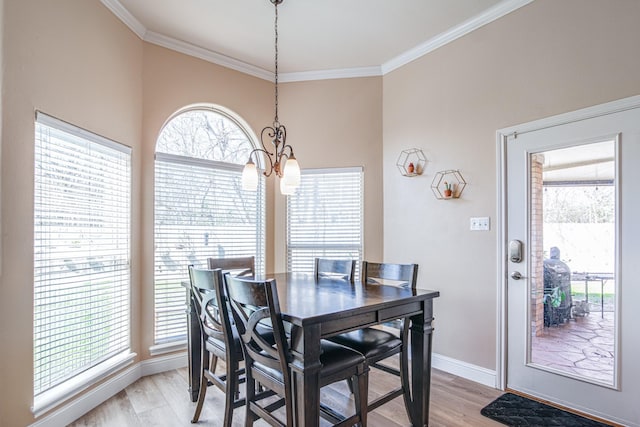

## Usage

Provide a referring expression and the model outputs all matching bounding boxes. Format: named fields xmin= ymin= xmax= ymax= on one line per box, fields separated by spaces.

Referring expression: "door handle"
xmin=511 ymin=271 xmax=525 ymax=280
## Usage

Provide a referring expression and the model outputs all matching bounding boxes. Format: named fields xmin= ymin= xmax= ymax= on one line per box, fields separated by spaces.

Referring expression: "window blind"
xmin=154 ymin=153 xmax=265 ymax=343
xmin=286 ymin=167 xmax=363 ymax=274
xmin=34 ymin=112 xmax=131 ymax=398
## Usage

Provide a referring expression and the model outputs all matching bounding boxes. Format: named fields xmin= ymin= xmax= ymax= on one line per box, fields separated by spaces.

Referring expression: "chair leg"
xmin=346 ymin=377 xmax=355 ymax=394
xmin=191 ymin=352 xmax=211 ymax=423
xmin=399 ymin=350 xmax=413 ymax=424
xmin=210 ymin=354 xmax=219 ymax=377
xmin=244 ymin=375 xmax=257 ymax=427
xmin=223 ymin=360 xmax=238 ymax=427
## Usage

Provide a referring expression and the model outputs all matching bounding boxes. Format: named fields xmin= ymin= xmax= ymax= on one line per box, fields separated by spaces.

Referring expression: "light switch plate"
xmin=470 ymin=217 xmax=490 ymax=231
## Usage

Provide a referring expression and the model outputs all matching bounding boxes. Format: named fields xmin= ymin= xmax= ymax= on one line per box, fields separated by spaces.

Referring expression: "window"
xmin=154 ymin=107 xmax=265 ymax=345
xmin=286 ymin=167 xmax=363 ymax=274
xmin=34 ymin=112 xmax=132 ymax=412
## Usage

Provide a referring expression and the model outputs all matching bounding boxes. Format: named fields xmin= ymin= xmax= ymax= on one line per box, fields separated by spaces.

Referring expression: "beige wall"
xmin=0 ymin=1 xmax=143 ymax=425
xmin=382 ymin=0 xmax=640 ymax=370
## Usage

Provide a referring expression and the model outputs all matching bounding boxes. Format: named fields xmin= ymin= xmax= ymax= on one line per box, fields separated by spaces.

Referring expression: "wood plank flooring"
xmin=69 ymin=363 xmax=503 ymax=426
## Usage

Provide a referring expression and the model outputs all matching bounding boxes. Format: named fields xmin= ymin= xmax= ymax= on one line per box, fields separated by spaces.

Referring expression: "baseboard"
xmin=432 ymin=352 xmax=497 ymax=388
xmin=30 ymin=352 xmax=188 ymax=427
xmin=140 ymin=351 xmax=188 ymax=376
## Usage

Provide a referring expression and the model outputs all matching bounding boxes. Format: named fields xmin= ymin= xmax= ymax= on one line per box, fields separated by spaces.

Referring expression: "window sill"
xmin=32 ymin=350 xmax=136 ymax=418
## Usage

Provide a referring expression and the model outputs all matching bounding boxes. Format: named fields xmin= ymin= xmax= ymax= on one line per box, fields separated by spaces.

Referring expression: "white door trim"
xmin=495 ymin=94 xmax=640 ymax=391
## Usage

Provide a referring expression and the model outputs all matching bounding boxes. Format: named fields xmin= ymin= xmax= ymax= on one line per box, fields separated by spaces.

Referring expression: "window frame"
xmin=152 ymin=106 xmax=265 ymax=350
xmin=33 ymin=111 xmax=134 ymax=415
xmin=286 ymin=166 xmax=364 ymax=275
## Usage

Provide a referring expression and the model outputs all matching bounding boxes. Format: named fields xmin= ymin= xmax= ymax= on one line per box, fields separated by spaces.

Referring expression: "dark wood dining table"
xmin=185 ymin=272 xmax=439 ymax=427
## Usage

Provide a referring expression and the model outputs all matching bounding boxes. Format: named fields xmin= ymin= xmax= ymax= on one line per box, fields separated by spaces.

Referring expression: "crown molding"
xmin=144 ymin=31 xmax=275 ymax=81
xmin=100 ymin=0 xmax=146 ymax=38
xmin=279 ymin=66 xmax=382 ymax=83
xmin=102 ymin=0 xmax=534 ymax=82
xmin=381 ymin=0 xmax=535 ymax=74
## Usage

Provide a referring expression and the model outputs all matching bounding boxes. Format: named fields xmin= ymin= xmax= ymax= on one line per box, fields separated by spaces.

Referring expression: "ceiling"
xmin=101 ymin=0 xmax=532 ymax=81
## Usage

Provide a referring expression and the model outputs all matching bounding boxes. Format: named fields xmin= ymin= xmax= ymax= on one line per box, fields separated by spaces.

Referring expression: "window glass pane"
xmin=287 ymin=168 xmax=363 ymax=274
xmin=154 ymin=108 xmax=265 ymax=344
xmin=156 ymin=109 xmax=253 ymax=165
xmin=34 ymin=113 xmax=131 ymax=397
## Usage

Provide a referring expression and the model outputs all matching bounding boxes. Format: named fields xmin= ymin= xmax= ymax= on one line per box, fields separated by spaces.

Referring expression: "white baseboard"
xmin=30 ymin=353 xmax=188 ymax=427
xmin=140 ymin=352 xmax=188 ymax=376
xmin=432 ymin=352 xmax=497 ymax=389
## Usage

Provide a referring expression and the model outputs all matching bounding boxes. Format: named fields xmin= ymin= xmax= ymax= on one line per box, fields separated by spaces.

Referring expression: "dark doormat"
xmin=480 ymin=393 xmax=611 ymax=426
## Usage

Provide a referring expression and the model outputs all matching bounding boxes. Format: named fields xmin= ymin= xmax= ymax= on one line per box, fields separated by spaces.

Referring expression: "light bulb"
xmin=242 ymin=160 xmax=258 ymax=191
xmin=282 ymin=155 xmax=300 ymax=187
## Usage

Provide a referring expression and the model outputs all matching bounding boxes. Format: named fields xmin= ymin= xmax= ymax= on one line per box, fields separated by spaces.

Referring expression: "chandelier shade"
xmin=242 ymin=0 xmax=300 ymax=194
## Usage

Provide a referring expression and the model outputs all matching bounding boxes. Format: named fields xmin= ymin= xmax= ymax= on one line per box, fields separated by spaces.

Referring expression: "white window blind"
xmin=287 ymin=167 xmax=363 ymax=274
xmin=154 ymin=108 xmax=265 ymax=344
xmin=34 ymin=112 xmax=131 ymax=399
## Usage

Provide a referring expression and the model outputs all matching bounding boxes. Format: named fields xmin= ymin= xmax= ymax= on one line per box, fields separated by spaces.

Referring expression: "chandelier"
xmin=242 ymin=0 xmax=300 ymax=195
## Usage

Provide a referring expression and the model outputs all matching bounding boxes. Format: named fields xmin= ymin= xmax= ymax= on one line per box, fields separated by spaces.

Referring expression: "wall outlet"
xmin=470 ymin=217 xmax=490 ymax=231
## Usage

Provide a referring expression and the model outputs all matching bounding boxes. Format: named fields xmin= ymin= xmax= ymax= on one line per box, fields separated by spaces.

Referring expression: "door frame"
xmin=495 ymin=94 xmax=640 ymax=391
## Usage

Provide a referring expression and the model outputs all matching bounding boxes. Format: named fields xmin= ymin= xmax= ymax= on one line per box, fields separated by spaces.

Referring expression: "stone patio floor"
xmin=531 ymin=310 xmax=614 ymax=383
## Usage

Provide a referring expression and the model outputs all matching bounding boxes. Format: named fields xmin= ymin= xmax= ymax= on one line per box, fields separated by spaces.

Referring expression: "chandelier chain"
xmin=273 ymin=1 xmax=279 ymax=126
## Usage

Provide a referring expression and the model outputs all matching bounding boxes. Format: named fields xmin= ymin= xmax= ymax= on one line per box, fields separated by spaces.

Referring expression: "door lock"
xmin=511 ymin=271 xmax=525 ymax=280
xmin=509 ymin=240 xmax=523 ymax=263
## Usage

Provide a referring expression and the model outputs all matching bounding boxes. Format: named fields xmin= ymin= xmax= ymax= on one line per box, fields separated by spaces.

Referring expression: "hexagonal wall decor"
xmin=431 ymin=170 xmax=467 ymax=199
xmin=396 ymin=148 xmax=427 ymax=177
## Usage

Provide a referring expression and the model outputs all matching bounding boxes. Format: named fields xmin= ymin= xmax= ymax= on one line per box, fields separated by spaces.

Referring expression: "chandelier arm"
xmin=260 ymin=126 xmax=278 ymax=155
xmin=278 ymin=143 xmax=294 ymax=161
xmin=248 ymin=147 xmax=275 ymax=178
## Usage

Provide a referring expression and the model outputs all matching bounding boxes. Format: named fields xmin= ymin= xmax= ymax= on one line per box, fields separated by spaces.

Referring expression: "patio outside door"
xmin=500 ymin=97 xmax=640 ymax=427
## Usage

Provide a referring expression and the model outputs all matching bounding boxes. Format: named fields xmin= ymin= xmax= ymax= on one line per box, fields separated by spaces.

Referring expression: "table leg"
xmin=410 ymin=300 xmax=435 ymax=427
xmin=289 ymin=324 xmax=322 ymax=427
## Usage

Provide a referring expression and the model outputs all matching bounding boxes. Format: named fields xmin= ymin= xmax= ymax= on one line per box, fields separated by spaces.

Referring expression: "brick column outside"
xmin=530 ymin=154 xmax=545 ymax=337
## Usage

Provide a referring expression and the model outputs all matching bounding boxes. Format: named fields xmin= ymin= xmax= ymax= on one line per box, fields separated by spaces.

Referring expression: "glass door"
xmin=503 ymin=100 xmax=640 ymax=426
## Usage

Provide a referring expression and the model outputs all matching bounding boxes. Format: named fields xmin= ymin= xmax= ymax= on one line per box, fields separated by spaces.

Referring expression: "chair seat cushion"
xmin=329 ymin=328 xmax=402 ymax=360
xmin=206 ymin=334 xmax=243 ymax=359
xmin=253 ymin=339 xmax=365 ymax=382
xmin=318 ymin=340 xmax=366 ymax=377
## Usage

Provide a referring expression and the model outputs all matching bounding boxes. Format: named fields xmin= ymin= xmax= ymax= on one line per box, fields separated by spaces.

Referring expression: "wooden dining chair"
xmin=208 ymin=256 xmax=255 ymax=277
xmin=314 ymin=257 xmax=357 ymax=283
xmin=225 ymin=274 xmax=369 ymax=427
xmin=329 ymin=261 xmax=418 ymax=416
xmin=188 ymin=266 xmax=245 ymax=426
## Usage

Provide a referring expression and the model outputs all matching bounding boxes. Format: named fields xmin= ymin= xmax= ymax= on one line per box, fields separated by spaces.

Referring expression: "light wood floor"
xmin=69 ymin=364 xmax=504 ymax=427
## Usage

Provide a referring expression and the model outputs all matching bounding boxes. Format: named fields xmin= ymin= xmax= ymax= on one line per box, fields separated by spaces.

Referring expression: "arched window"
xmin=153 ymin=106 xmax=265 ymax=345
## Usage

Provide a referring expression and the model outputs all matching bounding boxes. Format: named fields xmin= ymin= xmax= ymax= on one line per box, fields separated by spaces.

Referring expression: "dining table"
xmin=184 ymin=272 xmax=440 ymax=427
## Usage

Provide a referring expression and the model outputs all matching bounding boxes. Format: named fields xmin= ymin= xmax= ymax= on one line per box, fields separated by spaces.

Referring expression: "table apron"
xmin=317 ymin=301 xmax=424 ymax=337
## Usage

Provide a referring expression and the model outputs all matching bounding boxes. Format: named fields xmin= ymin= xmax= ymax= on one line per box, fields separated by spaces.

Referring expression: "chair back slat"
xmin=314 ymin=258 xmax=357 ymax=283
xmin=361 ymin=261 xmax=418 ymax=288
xmin=225 ymin=275 xmax=291 ymax=383
xmin=208 ymin=256 xmax=255 ymax=277
xmin=188 ymin=266 xmax=232 ymax=346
